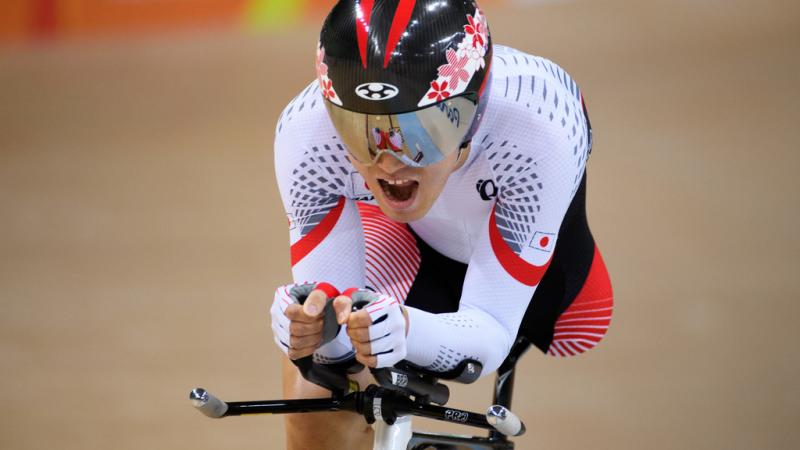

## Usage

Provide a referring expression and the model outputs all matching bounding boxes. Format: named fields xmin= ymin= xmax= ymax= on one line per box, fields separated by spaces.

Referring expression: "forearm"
xmin=404 ymin=306 xmax=514 ymax=376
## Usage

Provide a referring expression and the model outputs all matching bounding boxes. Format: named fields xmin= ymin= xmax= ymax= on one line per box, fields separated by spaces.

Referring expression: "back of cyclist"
xmin=269 ymin=1 xmax=613 ymax=448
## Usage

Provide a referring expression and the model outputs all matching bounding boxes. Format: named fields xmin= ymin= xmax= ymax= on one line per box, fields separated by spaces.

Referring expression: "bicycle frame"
xmin=378 ymin=336 xmax=531 ymax=450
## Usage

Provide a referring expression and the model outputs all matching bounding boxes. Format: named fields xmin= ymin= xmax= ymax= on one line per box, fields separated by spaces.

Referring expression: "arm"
xmin=405 ymin=109 xmax=589 ymax=375
xmin=274 ymin=101 xmax=365 ymax=363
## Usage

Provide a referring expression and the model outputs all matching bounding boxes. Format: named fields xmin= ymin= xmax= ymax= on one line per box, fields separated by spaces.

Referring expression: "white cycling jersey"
xmin=274 ymin=45 xmax=591 ymax=375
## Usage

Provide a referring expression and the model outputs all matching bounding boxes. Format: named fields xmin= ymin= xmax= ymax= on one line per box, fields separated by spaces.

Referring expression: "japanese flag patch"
xmin=529 ymin=232 xmax=556 ymax=253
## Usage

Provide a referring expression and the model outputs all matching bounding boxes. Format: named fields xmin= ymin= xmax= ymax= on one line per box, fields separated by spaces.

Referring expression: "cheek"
xmin=351 ymin=163 xmax=374 ymax=184
xmin=419 ymin=170 xmax=449 ymax=200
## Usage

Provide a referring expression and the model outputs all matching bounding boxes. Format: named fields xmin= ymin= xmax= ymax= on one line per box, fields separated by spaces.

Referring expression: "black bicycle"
xmin=190 ymin=333 xmax=531 ymax=450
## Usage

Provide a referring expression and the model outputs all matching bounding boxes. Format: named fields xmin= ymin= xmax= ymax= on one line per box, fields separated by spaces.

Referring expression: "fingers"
xmin=346 ymin=309 xmax=373 ymax=328
xmin=302 ymin=289 xmax=328 ymax=317
xmin=287 ymin=342 xmax=319 ymax=360
xmin=282 ymin=295 xmax=327 ymax=360
xmin=289 ymin=333 xmax=322 ymax=351
xmin=289 ymin=320 xmax=323 ymax=337
xmin=350 ymin=337 xmax=372 ymax=357
xmin=333 ymin=295 xmax=353 ymax=324
xmin=273 ymin=282 xmax=344 ymax=361
xmin=355 ymin=353 xmax=377 ymax=368
xmin=285 ymin=302 xmax=323 ymax=324
xmin=344 ymin=297 xmax=407 ymax=369
xmin=346 ymin=325 xmax=370 ymax=343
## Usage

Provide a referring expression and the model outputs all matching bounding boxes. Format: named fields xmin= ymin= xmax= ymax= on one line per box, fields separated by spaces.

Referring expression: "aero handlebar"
xmin=189 ymin=386 xmax=525 ymax=437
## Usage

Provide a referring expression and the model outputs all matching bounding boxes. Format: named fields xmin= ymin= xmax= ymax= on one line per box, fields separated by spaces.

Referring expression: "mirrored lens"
xmin=325 ymin=96 xmax=478 ymax=167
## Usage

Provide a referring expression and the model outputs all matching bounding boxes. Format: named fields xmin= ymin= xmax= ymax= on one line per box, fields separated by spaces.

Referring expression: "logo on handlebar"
xmin=444 ymin=409 xmax=469 ymax=423
xmin=391 ymin=372 xmax=409 ymax=388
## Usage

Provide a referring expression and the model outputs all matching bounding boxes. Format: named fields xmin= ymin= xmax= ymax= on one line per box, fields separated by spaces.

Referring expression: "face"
xmin=351 ymin=148 xmax=466 ymax=223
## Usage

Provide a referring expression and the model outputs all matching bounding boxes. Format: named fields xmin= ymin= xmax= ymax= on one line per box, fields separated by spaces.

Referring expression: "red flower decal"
xmin=426 ymin=80 xmax=451 ymax=101
xmin=321 ymin=78 xmax=337 ymax=100
xmin=437 ymin=49 xmax=470 ymax=89
xmin=464 ymin=15 xmax=485 ymax=49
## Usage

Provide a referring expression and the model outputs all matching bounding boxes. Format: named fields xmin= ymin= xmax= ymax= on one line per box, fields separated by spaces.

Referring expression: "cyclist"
xmin=270 ymin=1 xmax=613 ymax=448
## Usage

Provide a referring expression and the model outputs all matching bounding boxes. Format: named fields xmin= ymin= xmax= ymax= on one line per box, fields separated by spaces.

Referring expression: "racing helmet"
xmin=317 ymin=0 xmax=493 ymax=167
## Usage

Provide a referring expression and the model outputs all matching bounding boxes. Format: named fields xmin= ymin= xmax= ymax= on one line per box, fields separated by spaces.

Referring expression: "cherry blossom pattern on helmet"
xmin=417 ymin=8 xmax=490 ymax=107
xmin=316 ymin=44 xmax=342 ymax=106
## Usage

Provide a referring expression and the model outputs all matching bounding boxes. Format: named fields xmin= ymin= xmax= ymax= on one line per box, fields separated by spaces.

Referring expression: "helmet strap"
xmin=454 ymin=142 xmax=471 ymax=170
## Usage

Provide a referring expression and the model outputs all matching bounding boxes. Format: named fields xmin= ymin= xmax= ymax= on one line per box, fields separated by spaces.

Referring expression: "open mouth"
xmin=378 ymin=178 xmax=419 ymax=204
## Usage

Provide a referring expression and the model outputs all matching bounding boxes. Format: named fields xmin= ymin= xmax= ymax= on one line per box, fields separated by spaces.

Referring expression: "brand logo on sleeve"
xmin=476 ymin=179 xmax=498 ymax=201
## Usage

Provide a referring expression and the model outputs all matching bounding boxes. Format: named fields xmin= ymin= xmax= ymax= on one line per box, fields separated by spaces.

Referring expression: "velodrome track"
xmin=1 ymin=1 xmax=798 ymax=448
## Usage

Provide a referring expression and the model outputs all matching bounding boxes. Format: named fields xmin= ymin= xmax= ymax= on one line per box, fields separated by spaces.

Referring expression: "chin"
xmin=376 ymin=202 xmax=425 ymax=223
xmin=375 ymin=195 xmax=431 ymax=223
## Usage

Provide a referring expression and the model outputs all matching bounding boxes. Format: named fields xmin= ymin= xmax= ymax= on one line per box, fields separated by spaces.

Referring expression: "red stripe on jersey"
xmin=357 ymin=202 xmax=420 ymax=302
xmin=488 ymin=206 xmax=551 ymax=286
xmin=548 ymin=246 xmax=613 ymax=357
xmin=383 ymin=0 xmax=417 ymax=68
xmin=356 ymin=0 xmax=374 ymax=68
xmin=364 ymin=227 xmax=418 ymax=264
xmin=290 ymin=197 xmax=346 ymax=266
xmin=363 ymin=228 xmax=417 ymax=279
xmin=365 ymin=247 xmax=414 ymax=292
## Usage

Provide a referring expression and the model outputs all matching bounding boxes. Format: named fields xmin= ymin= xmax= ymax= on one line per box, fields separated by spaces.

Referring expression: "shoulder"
xmin=490 ymin=45 xmax=583 ymax=99
xmin=274 ymin=81 xmax=366 ymax=200
xmin=275 ymin=81 xmax=335 ymax=145
xmin=475 ymin=45 xmax=591 ymax=162
xmin=485 ymin=45 xmax=587 ymax=135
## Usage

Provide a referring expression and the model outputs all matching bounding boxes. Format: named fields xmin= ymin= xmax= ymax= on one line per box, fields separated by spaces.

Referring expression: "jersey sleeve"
xmin=405 ymin=59 xmax=590 ymax=374
xmin=274 ymin=88 xmax=366 ymax=362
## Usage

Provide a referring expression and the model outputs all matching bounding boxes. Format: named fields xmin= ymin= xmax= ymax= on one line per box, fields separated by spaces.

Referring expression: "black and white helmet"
xmin=317 ymin=0 xmax=493 ymax=167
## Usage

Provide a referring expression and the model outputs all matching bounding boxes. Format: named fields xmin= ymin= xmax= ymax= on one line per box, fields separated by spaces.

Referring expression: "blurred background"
xmin=1 ymin=0 xmax=798 ymax=449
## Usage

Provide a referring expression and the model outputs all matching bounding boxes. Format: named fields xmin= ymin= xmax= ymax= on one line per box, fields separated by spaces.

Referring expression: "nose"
xmin=374 ymin=152 xmax=408 ymax=175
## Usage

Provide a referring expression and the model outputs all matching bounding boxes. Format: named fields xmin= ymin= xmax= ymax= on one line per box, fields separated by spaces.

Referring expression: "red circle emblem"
xmin=539 ymin=236 xmax=550 ymax=248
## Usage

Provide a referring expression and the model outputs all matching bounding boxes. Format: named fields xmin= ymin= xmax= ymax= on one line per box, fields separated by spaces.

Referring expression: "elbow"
xmin=477 ymin=322 xmax=517 ymax=377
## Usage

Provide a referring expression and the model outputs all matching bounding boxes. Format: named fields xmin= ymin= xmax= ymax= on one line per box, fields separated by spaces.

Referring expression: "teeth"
xmin=384 ymin=179 xmax=411 ymax=185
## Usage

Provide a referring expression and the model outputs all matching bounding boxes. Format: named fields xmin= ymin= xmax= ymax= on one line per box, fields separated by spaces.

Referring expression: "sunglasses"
xmin=325 ymin=95 xmax=479 ymax=167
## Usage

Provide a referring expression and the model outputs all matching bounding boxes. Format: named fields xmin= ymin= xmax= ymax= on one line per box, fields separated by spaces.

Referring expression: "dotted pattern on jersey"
xmin=435 ymin=314 xmax=478 ymax=329
xmin=280 ymin=91 xmax=358 ymax=239
xmin=356 ymin=202 xmax=421 ymax=302
xmin=481 ymin=136 xmax=542 ymax=254
xmin=277 ymin=83 xmax=321 ymax=134
xmin=468 ymin=46 xmax=591 ymax=257
xmin=426 ymin=345 xmax=481 ymax=372
xmin=288 ymin=160 xmax=342 ymax=237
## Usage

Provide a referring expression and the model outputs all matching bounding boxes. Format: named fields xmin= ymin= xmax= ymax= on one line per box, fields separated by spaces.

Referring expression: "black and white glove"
xmin=270 ymin=282 xmax=353 ymax=363
xmin=338 ymin=288 xmax=408 ymax=368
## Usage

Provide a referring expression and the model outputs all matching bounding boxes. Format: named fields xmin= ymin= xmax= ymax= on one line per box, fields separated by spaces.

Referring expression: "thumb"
xmin=333 ymin=295 xmax=353 ymax=325
xmin=303 ymin=289 xmax=327 ymax=317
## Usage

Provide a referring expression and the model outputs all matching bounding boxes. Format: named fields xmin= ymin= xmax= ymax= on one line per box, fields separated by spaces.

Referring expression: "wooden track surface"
xmin=1 ymin=1 xmax=798 ymax=448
